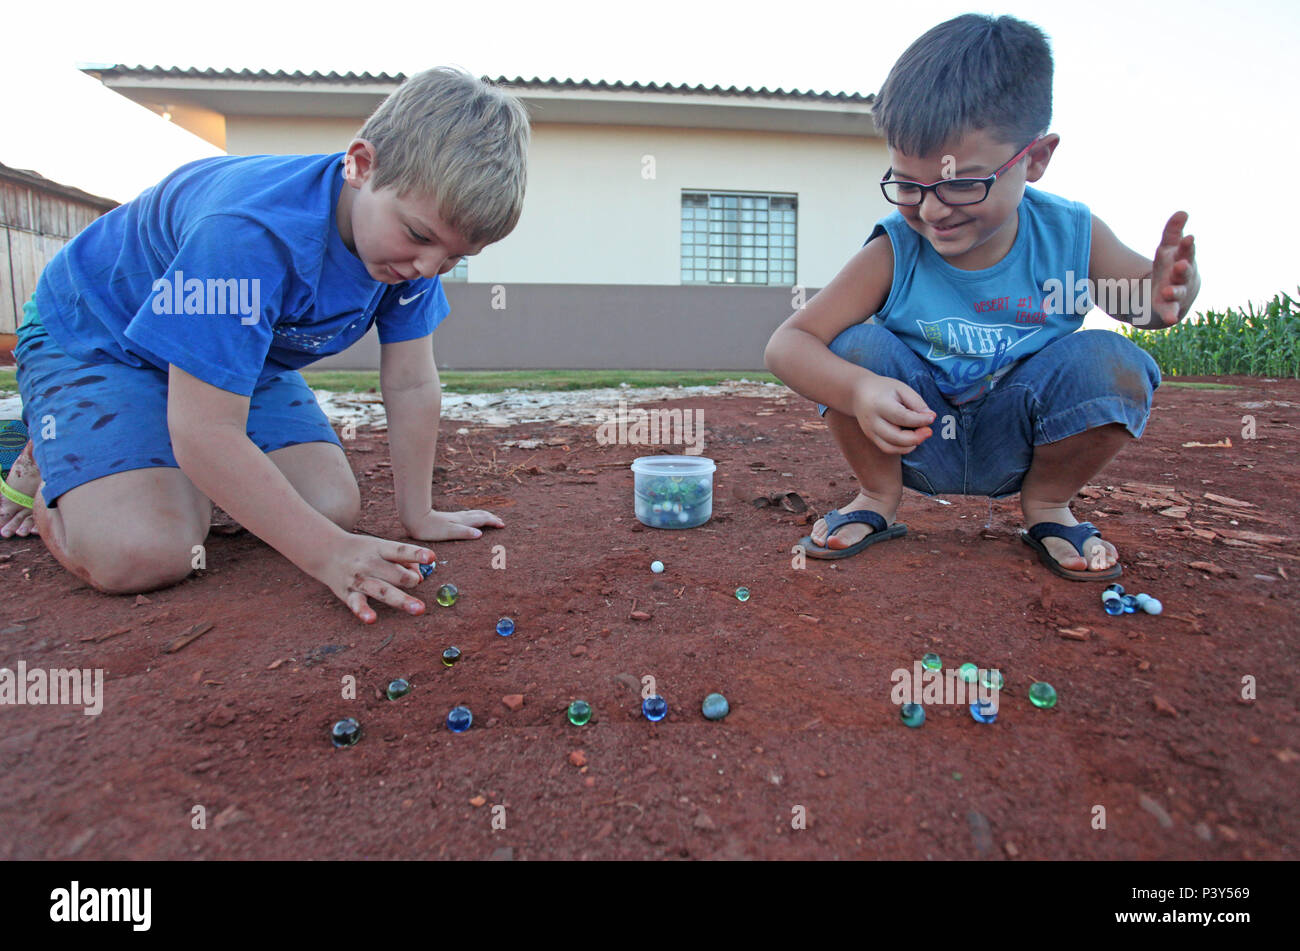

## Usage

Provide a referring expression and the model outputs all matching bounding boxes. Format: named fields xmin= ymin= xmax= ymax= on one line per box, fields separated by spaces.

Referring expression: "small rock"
xmin=693 ymin=812 xmax=716 ymax=831
xmin=967 ymin=811 xmax=993 ymax=855
xmin=630 ymin=610 xmax=651 ymax=621
xmin=797 ymin=614 xmax=820 ymax=624
xmin=1138 ymin=793 xmax=1174 ymax=828
xmin=213 ymin=805 xmax=251 ymax=829
xmin=1217 ymin=824 xmax=1239 ymax=842
xmin=502 ymin=694 xmax=524 ymax=711
xmin=205 ymin=704 xmax=238 ymax=728
xmin=613 ymin=673 xmax=639 ymax=693
xmin=1003 ymin=841 xmax=1019 ymax=858
xmin=570 ymin=645 xmax=587 ymax=657
xmin=133 ymin=594 xmax=152 ymax=606
xmin=469 ymin=795 xmax=486 ymax=808
xmin=1274 ymin=748 xmax=1298 ymax=763
xmin=1152 ymin=695 xmax=1179 ymax=717
xmin=815 ymin=769 xmax=829 ymax=778
xmin=568 ymin=750 xmax=587 ymax=768
xmin=1193 ymin=822 xmax=1213 ymax=841
xmin=1188 ymin=561 xmax=1226 ymax=575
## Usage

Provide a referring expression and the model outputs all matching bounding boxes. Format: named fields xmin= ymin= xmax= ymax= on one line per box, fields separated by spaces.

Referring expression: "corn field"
xmin=1127 ymin=290 xmax=1300 ymax=378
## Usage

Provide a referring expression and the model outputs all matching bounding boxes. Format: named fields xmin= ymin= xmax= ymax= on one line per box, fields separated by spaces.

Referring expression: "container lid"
xmin=630 ymin=454 xmax=716 ymax=476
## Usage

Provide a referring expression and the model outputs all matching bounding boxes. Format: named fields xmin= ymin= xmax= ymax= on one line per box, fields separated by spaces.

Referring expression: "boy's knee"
xmin=82 ymin=540 xmax=197 ymax=594
xmin=315 ymin=489 xmax=361 ymax=533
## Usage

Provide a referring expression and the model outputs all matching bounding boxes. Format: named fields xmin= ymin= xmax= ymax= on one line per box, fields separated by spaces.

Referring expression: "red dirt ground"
xmin=1 ymin=377 xmax=1296 ymax=860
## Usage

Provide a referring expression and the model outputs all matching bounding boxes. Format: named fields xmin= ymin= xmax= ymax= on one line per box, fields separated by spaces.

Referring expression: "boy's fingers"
xmin=346 ymin=592 xmax=378 ymax=624
xmin=358 ymin=576 xmax=425 ymax=616
xmin=1161 ymin=211 xmax=1189 ymax=245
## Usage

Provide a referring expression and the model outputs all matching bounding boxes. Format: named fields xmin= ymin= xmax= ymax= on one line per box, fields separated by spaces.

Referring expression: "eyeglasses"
xmin=880 ymin=137 xmax=1042 ymax=207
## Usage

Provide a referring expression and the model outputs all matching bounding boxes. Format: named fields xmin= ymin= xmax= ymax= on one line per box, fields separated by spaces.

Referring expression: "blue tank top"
xmin=869 ymin=186 xmax=1092 ymax=404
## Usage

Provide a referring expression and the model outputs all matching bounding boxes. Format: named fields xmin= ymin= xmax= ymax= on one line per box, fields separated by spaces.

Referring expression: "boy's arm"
xmin=764 ymin=235 xmax=894 ymax=414
xmin=167 ymin=366 xmax=348 ymax=575
xmin=379 ymin=335 xmax=502 ymax=541
xmin=764 ymin=235 xmax=934 ymax=453
xmin=1090 ymin=212 xmax=1200 ymax=328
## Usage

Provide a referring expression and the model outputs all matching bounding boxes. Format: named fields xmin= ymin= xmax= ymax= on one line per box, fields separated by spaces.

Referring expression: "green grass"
xmin=1127 ymin=290 xmax=1300 ymax=378
xmin=0 ymin=367 xmax=778 ymax=398
xmin=1161 ymin=381 xmax=1240 ymax=390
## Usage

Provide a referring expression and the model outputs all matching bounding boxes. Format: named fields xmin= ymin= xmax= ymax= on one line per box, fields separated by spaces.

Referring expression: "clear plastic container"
xmin=631 ymin=455 xmax=716 ymax=529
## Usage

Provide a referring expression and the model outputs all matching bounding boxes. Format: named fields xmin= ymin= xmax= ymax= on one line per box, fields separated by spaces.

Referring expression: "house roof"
xmin=0 ymin=161 xmax=119 ymax=211
xmin=82 ymin=65 xmax=879 ymax=149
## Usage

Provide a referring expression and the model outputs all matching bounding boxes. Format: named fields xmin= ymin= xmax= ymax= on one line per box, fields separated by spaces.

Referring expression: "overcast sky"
xmin=3 ymin=0 xmax=1296 ymax=315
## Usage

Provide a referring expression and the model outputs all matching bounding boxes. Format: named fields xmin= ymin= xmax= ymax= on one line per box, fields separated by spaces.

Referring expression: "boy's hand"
xmin=851 ymin=375 xmax=936 ymax=454
xmin=403 ymin=508 xmax=504 ymax=542
xmin=312 ymin=533 xmax=437 ymax=624
xmin=1150 ymin=211 xmax=1198 ymax=327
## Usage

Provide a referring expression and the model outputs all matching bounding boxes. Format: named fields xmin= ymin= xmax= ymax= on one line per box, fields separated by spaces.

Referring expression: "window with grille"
xmin=681 ymin=191 xmax=797 ymax=286
xmin=442 ymin=259 xmax=469 ymax=282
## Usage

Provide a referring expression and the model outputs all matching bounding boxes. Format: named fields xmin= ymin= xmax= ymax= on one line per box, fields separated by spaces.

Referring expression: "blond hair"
xmin=357 ymin=67 xmax=530 ymax=246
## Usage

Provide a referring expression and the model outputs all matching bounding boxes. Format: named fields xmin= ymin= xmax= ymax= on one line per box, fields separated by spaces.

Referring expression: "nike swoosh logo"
xmin=398 ymin=290 xmax=427 ymax=305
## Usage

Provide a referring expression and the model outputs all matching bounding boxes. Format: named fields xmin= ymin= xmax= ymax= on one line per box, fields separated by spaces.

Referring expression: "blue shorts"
xmin=13 ymin=296 xmax=343 ymax=507
xmin=817 ymin=324 xmax=1161 ymax=498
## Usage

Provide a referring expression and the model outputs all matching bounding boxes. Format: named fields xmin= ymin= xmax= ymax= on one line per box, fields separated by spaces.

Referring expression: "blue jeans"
xmin=817 ymin=324 xmax=1161 ymax=498
xmin=14 ymin=296 xmax=343 ymax=507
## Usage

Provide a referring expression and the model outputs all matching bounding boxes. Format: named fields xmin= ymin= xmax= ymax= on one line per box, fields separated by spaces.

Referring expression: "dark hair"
xmin=873 ymin=14 xmax=1053 ymax=155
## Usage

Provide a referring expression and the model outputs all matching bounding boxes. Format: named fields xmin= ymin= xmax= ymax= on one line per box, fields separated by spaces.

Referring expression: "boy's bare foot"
xmin=1021 ymin=501 xmax=1117 ymax=572
xmin=1 ymin=439 xmax=41 ymax=538
xmin=807 ymin=491 xmax=899 ymax=550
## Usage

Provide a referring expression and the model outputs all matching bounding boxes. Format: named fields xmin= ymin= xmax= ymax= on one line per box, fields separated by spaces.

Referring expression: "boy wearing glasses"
xmin=765 ymin=13 xmax=1199 ymax=580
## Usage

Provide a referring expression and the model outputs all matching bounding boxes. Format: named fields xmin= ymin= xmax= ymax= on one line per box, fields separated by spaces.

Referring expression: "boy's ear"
xmin=1024 ymin=134 xmax=1060 ymax=183
xmin=343 ymin=139 xmax=379 ymax=187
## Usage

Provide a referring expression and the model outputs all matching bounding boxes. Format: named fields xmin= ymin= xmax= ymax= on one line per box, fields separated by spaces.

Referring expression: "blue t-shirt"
xmin=869 ymin=186 xmax=1092 ymax=404
xmin=34 ymin=152 xmax=449 ymax=397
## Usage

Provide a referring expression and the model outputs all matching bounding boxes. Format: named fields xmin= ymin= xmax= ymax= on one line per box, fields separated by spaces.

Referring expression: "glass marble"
xmin=900 ymin=703 xmax=925 ymax=728
xmin=436 ymin=583 xmax=459 ymax=607
xmin=734 ymin=587 xmax=750 ymax=602
xmin=701 ymin=693 xmax=729 ymax=720
xmin=1141 ymin=597 xmax=1163 ymax=616
xmin=922 ymin=652 xmax=942 ymax=671
xmin=386 ymin=678 xmax=411 ymax=700
xmin=1121 ymin=594 xmax=1139 ymax=614
xmin=651 ymin=560 xmax=664 ymax=574
xmin=446 ymin=706 xmax=473 ymax=733
xmin=1105 ymin=583 xmax=1125 ymax=597
xmin=1028 ymin=681 xmax=1058 ymax=708
xmin=642 ymin=695 xmax=668 ymax=722
xmin=980 ymin=669 xmax=1004 ymax=691
xmin=969 ymin=701 xmax=999 ymax=724
xmin=959 ymin=662 xmax=979 ymax=684
xmin=418 ymin=562 xmax=436 ymax=579
xmin=633 ymin=473 xmax=713 ymax=529
xmin=331 ymin=717 xmax=361 ymax=747
xmin=1103 ymin=597 xmax=1126 ymax=616
xmin=567 ymin=700 xmax=592 ymax=726
xmin=496 ymin=617 xmax=515 ymax=637
xmin=442 ymin=646 xmax=461 ymax=667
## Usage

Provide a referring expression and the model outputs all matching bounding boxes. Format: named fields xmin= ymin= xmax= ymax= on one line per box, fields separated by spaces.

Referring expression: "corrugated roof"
xmin=86 ymin=66 xmax=873 ymax=103
xmin=0 ymin=162 xmax=119 ymax=210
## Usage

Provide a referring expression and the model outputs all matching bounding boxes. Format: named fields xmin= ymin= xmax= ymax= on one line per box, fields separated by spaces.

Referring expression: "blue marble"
xmin=900 ymin=703 xmax=925 ymax=728
xmin=331 ymin=717 xmax=361 ymax=747
xmin=969 ymin=701 xmax=999 ymax=724
xmin=734 ymin=587 xmax=750 ymax=602
xmin=386 ymin=678 xmax=411 ymax=700
xmin=1141 ymin=597 xmax=1163 ymax=615
xmin=446 ymin=706 xmax=473 ymax=733
xmin=1105 ymin=583 xmax=1125 ymax=597
xmin=921 ymin=652 xmax=942 ymax=671
xmin=418 ymin=562 xmax=436 ymax=579
xmin=642 ymin=695 xmax=668 ymax=722
xmin=1103 ymin=597 xmax=1126 ymax=616
xmin=441 ymin=646 xmax=461 ymax=667
xmin=496 ymin=617 xmax=515 ymax=637
xmin=702 ymin=693 xmax=729 ymax=720
xmin=1121 ymin=594 xmax=1139 ymax=614
xmin=650 ymin=560 xmax=664 ymax=574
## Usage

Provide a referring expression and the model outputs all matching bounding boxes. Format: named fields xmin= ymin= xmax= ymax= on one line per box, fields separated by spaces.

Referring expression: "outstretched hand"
xmin=1148 ymin=211 xmax=1198 ymax=327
